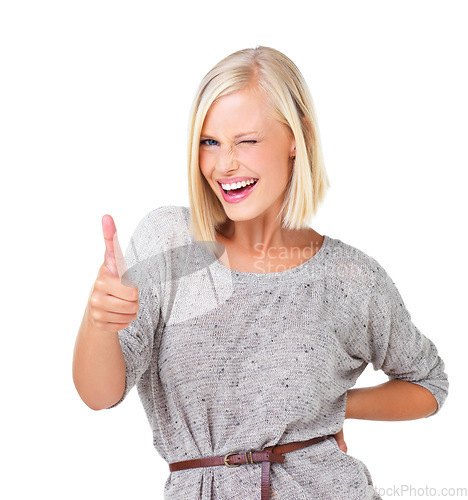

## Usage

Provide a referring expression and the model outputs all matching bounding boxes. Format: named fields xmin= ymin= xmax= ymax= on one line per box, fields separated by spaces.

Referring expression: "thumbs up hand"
xmin=86 ymin=215 xmax=140 ymax=334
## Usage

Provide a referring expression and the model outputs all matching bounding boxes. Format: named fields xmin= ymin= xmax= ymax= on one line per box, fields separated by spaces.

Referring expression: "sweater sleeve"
xmin=353 ymin=258 xmax=449 ymax=417
xmin=106 ymin=212 xmax=162 ymax=409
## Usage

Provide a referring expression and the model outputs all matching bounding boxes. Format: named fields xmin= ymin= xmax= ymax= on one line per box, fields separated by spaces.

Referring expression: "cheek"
xmin=238 ymin=147 xmax=266 ymax=166
xmin=248 ymin=148 xmax=282 ymax=173
xmin=198 ymin=150 xmax=211 ymax=175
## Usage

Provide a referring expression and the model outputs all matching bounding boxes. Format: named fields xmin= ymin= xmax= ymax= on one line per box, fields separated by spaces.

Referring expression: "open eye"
xmin=200 ymin=139 xmax=219 ymax=146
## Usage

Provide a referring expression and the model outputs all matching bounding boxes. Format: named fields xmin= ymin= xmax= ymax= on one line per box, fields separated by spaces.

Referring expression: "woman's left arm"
xmin=345 ymin=379 xmax=438 ymax=420
xmin=333 ymin=379 xmax=437 ymax=452
xmin=348 ymin=258 xmax=449 ymax=419
xmin=333 ymin=258 xmax=448 ymax=452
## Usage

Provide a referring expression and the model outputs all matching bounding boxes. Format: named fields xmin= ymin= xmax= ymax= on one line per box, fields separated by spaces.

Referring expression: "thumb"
xmin=333 ymin=428 xmax=348 ymax=453
xmin=102 ymin=214 xmax=127 ymax=278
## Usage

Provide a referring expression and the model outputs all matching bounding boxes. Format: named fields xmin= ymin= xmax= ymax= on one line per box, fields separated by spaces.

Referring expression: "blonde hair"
xmin=187 ymin=45 xmax=331 ymax=242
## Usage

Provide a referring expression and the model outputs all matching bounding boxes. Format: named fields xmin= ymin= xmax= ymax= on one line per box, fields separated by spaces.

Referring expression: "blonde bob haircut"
xmin=187 ymin=45 xmax=331 ymax=243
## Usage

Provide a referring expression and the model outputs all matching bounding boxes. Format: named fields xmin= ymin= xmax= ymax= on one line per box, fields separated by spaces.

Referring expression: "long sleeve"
xmin=351 ymin=257 xmax=449 ymax=416
xmin=105 ymin=205 xmax=223 ymax=409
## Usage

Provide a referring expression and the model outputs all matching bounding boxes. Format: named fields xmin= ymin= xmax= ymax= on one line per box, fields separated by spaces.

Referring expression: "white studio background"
xmin=1 ymin=1 xmax=466 ymax=499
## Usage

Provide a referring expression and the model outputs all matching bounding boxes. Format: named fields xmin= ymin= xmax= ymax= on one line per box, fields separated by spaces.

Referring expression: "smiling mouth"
xmin=216 ymin=179 xmax=259 ymax=204
xmin=218 ymin=179 xmax=258 ymax=194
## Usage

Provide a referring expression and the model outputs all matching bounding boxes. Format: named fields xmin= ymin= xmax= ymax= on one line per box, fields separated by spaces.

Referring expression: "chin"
xmin=223 ymin=206 xmax=260 ymax=222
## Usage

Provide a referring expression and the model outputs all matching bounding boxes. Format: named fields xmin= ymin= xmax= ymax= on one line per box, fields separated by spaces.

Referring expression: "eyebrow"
xmin=200 ymin=131 xmax=259 ymax=139
xmin=234 ymin=131 xmax=259 ymax=139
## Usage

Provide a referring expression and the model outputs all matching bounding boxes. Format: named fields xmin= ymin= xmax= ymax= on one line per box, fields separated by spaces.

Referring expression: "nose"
xmin=216 ymin=146 xmax=238 ymax=174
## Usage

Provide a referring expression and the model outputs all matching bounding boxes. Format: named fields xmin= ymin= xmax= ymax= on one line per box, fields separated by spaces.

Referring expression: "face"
xmin=199 ymin=87 xmax=296 ymax=225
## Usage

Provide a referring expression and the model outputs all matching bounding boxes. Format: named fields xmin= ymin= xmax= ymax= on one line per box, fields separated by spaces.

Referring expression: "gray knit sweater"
xmin=108 ymin=205 xmax=448 ymax=499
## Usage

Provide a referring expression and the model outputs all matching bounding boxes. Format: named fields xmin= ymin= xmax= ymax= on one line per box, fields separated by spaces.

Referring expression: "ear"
xmin=289 ymin=133 xmax=296 ymax=157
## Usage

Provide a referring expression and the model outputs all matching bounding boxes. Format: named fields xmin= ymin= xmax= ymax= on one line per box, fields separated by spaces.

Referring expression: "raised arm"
xmin=72 ymin=215 xmax=139 ymax=410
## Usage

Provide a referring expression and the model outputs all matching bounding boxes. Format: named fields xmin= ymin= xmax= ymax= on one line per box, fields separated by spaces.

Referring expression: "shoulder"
xmin=325 ymin=235 xmax=391 ymax=292
xmin=126 ymin=205 xmax=191 ymax=261
xmin=123 ymin=205 xmax=194 ymax=286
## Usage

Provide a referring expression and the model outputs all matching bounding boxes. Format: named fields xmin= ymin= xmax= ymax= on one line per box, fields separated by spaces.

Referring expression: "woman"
xmin=73 ymin=46 xmax=449 ymax=499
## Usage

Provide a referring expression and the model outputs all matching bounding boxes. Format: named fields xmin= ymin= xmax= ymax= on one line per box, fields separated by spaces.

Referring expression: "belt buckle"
xmin=224 ymin=452 xmax=241 ymax=467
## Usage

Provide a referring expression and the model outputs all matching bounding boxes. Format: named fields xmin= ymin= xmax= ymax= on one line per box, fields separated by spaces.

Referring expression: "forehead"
xmin=201 ymin=88 xmax=275 ymax=133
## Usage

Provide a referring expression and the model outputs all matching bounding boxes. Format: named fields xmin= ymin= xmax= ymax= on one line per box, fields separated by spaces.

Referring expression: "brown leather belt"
xmin=169 ymin=435 xmax=331 ymax=499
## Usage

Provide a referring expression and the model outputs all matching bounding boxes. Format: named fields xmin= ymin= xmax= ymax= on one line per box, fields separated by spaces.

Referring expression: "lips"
xmin=218 ymin=179 xmax=259 ymax=203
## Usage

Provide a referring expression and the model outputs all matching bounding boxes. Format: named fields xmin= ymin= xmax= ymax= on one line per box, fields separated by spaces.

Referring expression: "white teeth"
xmin=221 ymin=178 xmax=257 ymax=191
